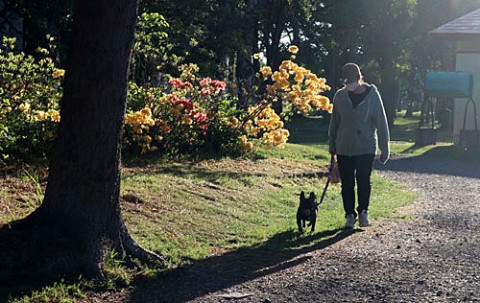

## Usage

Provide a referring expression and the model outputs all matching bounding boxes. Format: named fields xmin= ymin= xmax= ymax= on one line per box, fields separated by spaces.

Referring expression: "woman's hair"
xmin=341 ymin=63 xmax=363 ymax=85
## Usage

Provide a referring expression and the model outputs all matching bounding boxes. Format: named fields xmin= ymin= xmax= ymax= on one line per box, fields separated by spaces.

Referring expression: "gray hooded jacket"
xmin=328 ymin=84 xmax=390 ymax=163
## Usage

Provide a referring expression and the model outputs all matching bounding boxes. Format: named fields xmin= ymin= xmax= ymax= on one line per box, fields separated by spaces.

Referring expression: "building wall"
xmin=454 ymin=53 xmax=480 ymax=143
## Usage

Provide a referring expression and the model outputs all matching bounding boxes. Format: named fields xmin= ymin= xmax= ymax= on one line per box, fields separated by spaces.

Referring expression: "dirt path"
xmin=125 ymin=155 xmax=480 ymax=303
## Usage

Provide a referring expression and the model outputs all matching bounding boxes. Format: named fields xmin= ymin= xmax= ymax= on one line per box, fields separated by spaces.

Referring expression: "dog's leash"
xmin=319 ymin=155 xmax=335 ymax=205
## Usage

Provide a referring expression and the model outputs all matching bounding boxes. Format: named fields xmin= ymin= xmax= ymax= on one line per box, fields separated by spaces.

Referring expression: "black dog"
xmin=297 ymin=191 xmax=319 ymax=233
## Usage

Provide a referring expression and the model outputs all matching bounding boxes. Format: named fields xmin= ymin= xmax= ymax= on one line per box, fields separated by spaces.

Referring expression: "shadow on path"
xmin=128 ymin=228 xmax=358 ymax=302
xmin=374 ymin=154 xmax=480 ymax=179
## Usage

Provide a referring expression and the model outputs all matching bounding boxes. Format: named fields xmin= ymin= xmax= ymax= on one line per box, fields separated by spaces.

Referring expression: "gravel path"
xmin=131 ymin=156 xmax=480 ymax=303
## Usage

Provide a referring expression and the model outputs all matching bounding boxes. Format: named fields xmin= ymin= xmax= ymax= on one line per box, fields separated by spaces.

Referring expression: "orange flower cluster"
xmin=244 ymin=104 xmax=289 ymax=148
xmin=124 ymin=107 xmax=157 ymax=154
xmin=261 ymin=46 xmax=332 ymax=116
xmin=240 ymin=135 xmax=254 ymax=152
xmin=125 ymin=107 xmax=155 ymax=133
xmin=240 ymin=45 xmax=331 ymax=151
xmin=33 ymin=109 xmax=61 ymax=122
xmin=52 ymin=69 xmax=65 ymax=78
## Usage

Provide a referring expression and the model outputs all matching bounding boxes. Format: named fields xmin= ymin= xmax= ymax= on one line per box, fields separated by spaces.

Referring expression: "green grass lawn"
xmin=3 ymin=110 xmax=460 ymax=303
xmin=390 ymin=111 xmax=480 ymax=163
xmin=120 ymin=112 xmax=429 ymax=270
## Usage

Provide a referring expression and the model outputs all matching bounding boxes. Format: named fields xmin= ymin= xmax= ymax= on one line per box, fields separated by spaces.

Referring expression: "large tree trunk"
xmin=0 ymin=0 xmax=163 ymax=283
xmin=264 ymin=0 xmax=287 ymax=114
xmin=235 ymin=0 xmax=257 ymax=111
xmin=380 ymin=58 xmax=398 ymax=128
xmin=376 ymin=22 xmax=398 ymax=128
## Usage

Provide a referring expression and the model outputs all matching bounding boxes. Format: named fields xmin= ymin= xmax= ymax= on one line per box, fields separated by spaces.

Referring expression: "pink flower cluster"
xmin=199 ymin=77 xmax=226 ymax=95
xmin=165 ymin=77 xmax=225 ymax=138
xmin=191 ymin=112 xmax=209 ymax=135
xmin=192 ymin=112 xmax=209 ymax=124
xmin=169 ymin=78 xmax=194 ymax=91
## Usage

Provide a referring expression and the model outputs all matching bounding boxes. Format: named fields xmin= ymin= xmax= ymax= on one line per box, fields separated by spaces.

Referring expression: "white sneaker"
xmin=359 ymin=210 xmax=370 ymax=227
xmin=344 ymin=214 xmax=356 ymax=229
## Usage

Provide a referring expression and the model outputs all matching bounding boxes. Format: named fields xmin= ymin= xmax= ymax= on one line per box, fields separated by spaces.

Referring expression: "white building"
xmin=430 ymin=8 xmax=480 ymax=147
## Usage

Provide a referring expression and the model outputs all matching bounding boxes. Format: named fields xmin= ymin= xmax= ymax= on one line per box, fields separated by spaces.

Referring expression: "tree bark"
xmin=0 ymin=0 xmax=164 ymax=283
xmin=263 ymin=0 xmax=287 ymax=114
xmin=376 ymin=18 xmax=398 ymax=128
xmin=379 ymin=53 xmax=399 ymax=129
xmin=236 ymin=0 xmax=257 ymax=111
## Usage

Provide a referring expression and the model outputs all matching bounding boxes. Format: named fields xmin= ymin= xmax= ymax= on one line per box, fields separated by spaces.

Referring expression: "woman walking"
xmin=328 ymin=63 xmax=390 ymax=228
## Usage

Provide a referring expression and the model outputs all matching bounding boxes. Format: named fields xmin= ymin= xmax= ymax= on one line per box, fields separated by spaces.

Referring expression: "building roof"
xmin=430 ymin=8 xmax=480 ymax=40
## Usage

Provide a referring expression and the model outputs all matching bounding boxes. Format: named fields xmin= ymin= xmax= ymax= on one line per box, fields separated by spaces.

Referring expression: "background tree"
xmin=0 ymin=0 xmax=162 ymax=282
xmin=318 ymin=0 xmax=480 ymax=126
xmin=129 ymin=12 xmax=173 ymax=86
xmin=5 ymin=0 xmax=480 ymax=163
xmin=235 ymin=0 xmax=259 ymax=110
xmin=8 ymin=0 xmax=73 ymax=63
xmin=362 ymin=0 xmax=416 ymax=127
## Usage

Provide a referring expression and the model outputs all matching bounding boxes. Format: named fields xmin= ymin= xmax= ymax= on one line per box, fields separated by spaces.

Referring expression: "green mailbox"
xmin=421 ymin=71 xmax=478 ymax=148
xmin=425 ymin=71 xmax=472 ymax=98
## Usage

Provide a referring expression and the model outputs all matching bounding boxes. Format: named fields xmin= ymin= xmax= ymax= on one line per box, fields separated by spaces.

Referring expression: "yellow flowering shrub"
xmin=123 ymin=66 xmax=243 ymax=156
xmin=264 ymin=49 xmax=332 ymax=115
xmin=243 ymin=45 xmax=332 ymax=149
xmin=242 ymin=103 xmax=289 ymax=148
xmin=124 ymin=106 xmax=160 ymax=154
xmin=1 ymin=37 xmax=330 ymax=161
xmin=52 ymin=69 xmax=65 ymax=78
xmin=288 ymin=45 xmax=299 ymax=54
xmin=240 ymin=135 xmax=254 ymax=152
xmin=0 ymin=36 xmax=64 ymax=162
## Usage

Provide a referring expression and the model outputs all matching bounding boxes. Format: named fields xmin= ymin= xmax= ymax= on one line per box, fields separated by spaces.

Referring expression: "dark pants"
xmin=337 ymin=154 xmax=375 ymax=217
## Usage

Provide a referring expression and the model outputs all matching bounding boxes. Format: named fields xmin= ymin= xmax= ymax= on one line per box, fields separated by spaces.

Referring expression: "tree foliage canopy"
xmin=8 ymin=0 xmax=480 ymax=88
xmin=4 ymin=0 xmax=480 ymax=131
